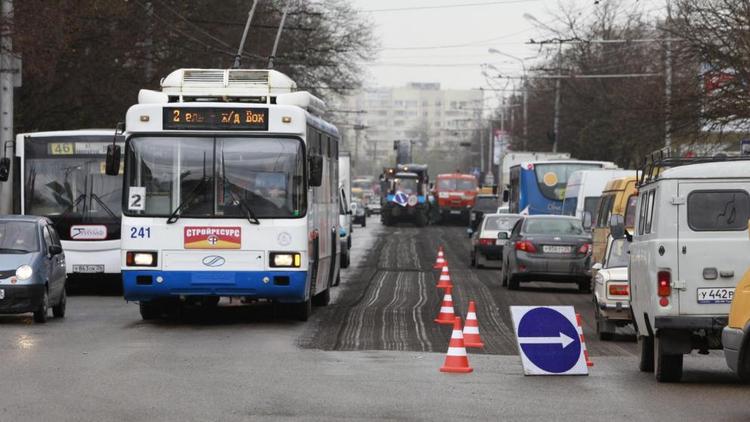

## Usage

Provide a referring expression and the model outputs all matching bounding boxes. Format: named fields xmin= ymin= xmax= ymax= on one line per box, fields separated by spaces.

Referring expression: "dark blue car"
xmin=0 ymin=216 xmax=67 ymax=322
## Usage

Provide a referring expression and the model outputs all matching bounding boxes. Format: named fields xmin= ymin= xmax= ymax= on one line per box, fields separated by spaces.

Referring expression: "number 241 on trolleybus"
xmin=106 ymin=69 xmax=341 ymax=321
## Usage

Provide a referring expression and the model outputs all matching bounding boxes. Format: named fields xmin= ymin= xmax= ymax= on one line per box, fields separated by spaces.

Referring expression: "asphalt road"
xmin=0 ymin=217 xmax=748 ymax=421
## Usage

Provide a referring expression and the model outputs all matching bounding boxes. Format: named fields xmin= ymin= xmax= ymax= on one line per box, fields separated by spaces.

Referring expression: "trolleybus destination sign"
xmin=163 ymin=107 xmax=269 ymax=131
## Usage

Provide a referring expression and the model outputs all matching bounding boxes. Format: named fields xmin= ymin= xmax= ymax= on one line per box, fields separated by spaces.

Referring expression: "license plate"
xmin=450 ymin=210 xmax=461 ymax=215
xmin=496 ymin=240 xmax=504 ymax=245
xmin=0 ymin=289 xmax=4 ymax=299
xmin=542 ymin=245 xmax=572 ymax=254
xmin=697 ymin=287 xmax=735 ymax=304
xmin=73 ymin=264 xmax=104 ymax=273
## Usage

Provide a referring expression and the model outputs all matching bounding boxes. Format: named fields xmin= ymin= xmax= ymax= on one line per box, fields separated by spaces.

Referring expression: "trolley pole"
xmin=267 ymin=1 xmax=290 ymax=70
xmin=552 ymin=40 xmax=562 ymax=153
xmin=233 ymin=0 xmax=259 ymax=69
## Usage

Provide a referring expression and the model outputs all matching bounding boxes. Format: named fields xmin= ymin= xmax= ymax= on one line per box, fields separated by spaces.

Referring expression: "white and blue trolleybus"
xmin=107 ymin=69 xmax=341 ymax=320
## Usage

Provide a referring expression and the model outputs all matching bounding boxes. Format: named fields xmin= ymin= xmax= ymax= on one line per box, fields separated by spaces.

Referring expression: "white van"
xmin=562 ymin=169 xmax=635 ymax=223
xmin=628 ymin=160 xmax=750 ymax=382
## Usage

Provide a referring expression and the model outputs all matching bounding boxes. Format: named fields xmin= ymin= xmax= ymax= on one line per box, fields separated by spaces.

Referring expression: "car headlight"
xmin=16 ymin=265 xmax=33 ymax=280
xmin=126 ymin=251 xmax=158 ymax=267
xmin=270 ymin=252 xmax=301 ymax=268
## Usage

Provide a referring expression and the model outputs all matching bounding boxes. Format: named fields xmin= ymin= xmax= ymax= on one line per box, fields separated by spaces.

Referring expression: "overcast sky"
xmin=348 ymin=0 xmax=668 ymax=91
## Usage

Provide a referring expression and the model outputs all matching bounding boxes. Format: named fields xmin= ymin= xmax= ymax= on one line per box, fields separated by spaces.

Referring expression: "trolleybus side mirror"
xmin=0 ymin=157 xmax=9 ymax=182
xmin=309 ymin=155 xmax=323 ymax=187
xmin=105 ymin=144 xmax=121 ymax=176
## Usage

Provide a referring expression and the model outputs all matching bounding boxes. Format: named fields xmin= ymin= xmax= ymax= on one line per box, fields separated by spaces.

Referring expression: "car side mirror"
xmin=105 ymin=144 xmax=121 ymax=176
xmin=497 ymin=232 xmax=509 ymax=240
xmin=582 ymin=211 xmax=593 ymax=231
xmin=466 ymin=228 xmax=473 ymax=238
xmin=48 ymin=245 xmax=63 ymax=256
xmin=502 ymin=189 xmax=509 ymax=203
xmin=592 ymin=262 xmax=603 ymax=271
xmin=309 ymin=155 xmax=323 ymax=187
xmin=0 ymin=156 xmax=9 ymax=182
xmin=609 ymin=214 xmax=625 ymax=239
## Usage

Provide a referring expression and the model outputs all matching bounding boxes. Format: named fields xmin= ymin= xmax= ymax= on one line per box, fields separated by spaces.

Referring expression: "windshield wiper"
xmin=0 ymin=248 xmax=31 ymax=254
xmin=166 ymin=176 xmax=210 ymax=224
xmin=229 ymin=190 xmax=260 ymax=225
xmin=90 ymin=193 xmax=118 ymax=220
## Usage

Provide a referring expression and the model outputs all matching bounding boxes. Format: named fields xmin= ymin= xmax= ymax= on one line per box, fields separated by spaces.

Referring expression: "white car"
xmin=592 ymin=236 xmax=631 ymax=340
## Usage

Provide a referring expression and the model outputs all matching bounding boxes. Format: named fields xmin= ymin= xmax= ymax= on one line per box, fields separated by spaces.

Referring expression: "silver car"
xmin=500 ymin=215 xmax=592 ymax=292
xmin=0 ymin=216 xmax=67 ymax=323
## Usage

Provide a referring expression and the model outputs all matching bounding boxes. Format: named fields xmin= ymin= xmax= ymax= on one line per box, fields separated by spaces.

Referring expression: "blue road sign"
xmin=510 ymin=306 xmax=588 ymax=375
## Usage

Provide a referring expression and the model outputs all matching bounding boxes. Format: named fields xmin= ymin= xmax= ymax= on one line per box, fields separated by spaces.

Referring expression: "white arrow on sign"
xmin=518 ymin=332 xmax=575 ymax=349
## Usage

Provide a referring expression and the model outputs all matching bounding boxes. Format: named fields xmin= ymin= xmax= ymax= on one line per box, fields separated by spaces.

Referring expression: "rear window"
xmin=475 ymin=196 xmax=498 ymax=212
xmin=484 ymin=215 xmax=520 ymax=231
xmin=584 ymin=196 xmax=600 ymax=222
xmin=624 ymin=195 xmax=637 ymax=227
xmin=688 ymin=190 xmax=750 ymax=231
xmin=523 ymin=218 xmax=585 ymax=236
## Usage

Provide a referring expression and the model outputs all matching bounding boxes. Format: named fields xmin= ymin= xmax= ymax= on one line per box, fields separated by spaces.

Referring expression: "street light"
xmin=488 ymin=49 xmax=528 ymax=148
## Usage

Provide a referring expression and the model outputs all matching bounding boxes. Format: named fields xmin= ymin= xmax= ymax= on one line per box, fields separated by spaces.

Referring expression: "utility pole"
xmin=522 ymin=77 xmax=528 ymax=149
xmin=144 ymin=1 xmax=154 ymax=80
xmin=664 ymin=0 xmax=673 ymax=149
xmin=553 ymin=40 xmax=562 ymax=153
xmin=233 ymin=0 xmax=259 ymax=69
xmin=267 ymin=1 xmax=290 ymax=69
xmin=0 ymin=0 xmax=16 ymax=214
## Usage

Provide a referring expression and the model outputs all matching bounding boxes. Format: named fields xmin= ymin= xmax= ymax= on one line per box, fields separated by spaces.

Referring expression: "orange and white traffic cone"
xmin=434 ymin=286 xmax=456 ymax=325
xmin=433 ymin=246 xmax=446 ymax=269
xmin=440 ymin=316 xmax=473 ymax=373
xmin=436 ymin=264 xmax=453 ymax=290
xmin=463 ymin=300 xmax=484 ymax=348
xmin=576 ymin=313 xmax=594 ymax=367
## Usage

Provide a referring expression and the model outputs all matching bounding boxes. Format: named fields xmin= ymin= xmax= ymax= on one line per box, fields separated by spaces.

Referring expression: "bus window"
xmin=534 ymin=163 xmax=604 ymax=201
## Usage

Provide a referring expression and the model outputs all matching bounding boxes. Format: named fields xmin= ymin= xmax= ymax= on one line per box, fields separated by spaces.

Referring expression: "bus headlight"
xmin=126 ymin=251 xmax=158 ymax=267
xmin=270 ymin=252 xmax=301 ymax=268
xmin=15 ymin=265 xmax=33 ymax=280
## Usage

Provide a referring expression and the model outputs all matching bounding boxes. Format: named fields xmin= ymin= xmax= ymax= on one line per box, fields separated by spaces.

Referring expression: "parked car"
xmin=470 ymin=213 xmax=521 ymax=268
xmin=592 ymin=236 xmax=631 ymax=340
xmin=629 ymin=159 xmax=750 ymax=382
xmin=0 ymin=216 xmax=67 ymax=323
xmin=500 ymin=215 xmax=592 ymax=291
xmin=351 ymin=200 xmax=367 ymax=227
xmin=723 ymin=266 xmax=750 ymax=381
xmin=469 ymin=194 xmax=498 ymax=232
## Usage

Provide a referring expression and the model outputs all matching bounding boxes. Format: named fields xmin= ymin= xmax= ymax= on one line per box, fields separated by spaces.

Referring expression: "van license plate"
xmin=697 ymin=287 xmax=735 ymax=304
xmin=73 ymin=265 xmax=104 ymax=273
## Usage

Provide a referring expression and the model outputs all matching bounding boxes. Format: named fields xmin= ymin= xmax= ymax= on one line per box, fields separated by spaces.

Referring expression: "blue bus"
xmin=508 ymin=160 xmax=618 ymax=215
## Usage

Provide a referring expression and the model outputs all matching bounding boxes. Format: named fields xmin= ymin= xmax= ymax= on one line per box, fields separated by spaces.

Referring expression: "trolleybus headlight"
xmin=270 ymin=252 xmax=301 ymax=268
xmin=126 ymin=251 xmax=158 ymax=267
xmin=15 ymin=265 xmax=33 ymax=280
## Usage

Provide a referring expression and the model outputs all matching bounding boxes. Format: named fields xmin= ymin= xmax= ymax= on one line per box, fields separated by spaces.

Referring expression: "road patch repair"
xmin=510 ymin=306 xmax=590 ymax=376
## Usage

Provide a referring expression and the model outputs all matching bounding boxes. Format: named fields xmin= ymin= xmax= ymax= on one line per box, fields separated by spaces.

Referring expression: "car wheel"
xmin=139 ymin=301 xmax=162 ymax=320
xmin=362 ymin=218 xmax=367 ymax=228
xmin=501 ymin=264 xmax=508 ymax=287
xmin=52 ymin=286 xmax=66 ymax=318
xmin=654 ymin=335 xmax=683 ymax=382
xmin=508 ymin=273 xmax=520 ymax=290
xmin=639 ymin=335 xmax=655 ymax=373
xmin=33 ymin=288 xmax=49 ymax=323
xmin=470 ymin=249 xmax=477 ymax=267
xmin=595 ymin=310 xmax=614 ymax=341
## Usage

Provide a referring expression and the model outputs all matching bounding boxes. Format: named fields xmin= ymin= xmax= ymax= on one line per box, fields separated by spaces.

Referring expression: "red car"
xmin=434 ymin=173 xmax=478 ymax=224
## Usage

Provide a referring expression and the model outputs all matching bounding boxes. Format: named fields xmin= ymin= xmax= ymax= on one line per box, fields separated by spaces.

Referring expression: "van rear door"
xmin=677 ymin=182 xmax=750 ymax=315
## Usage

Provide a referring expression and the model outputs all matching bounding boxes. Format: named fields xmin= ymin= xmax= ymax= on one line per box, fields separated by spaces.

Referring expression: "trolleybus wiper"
xmin=90 ymin=193 xmax=118 ymax=220
xmin=166 ymin=176 xmax=210 ymax=224
xmin=229 ymin=190 xmax=260 ymax=225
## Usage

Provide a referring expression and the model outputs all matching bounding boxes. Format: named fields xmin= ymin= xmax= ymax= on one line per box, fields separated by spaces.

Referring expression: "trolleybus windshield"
xmin=124 ymin=136 xmax=306 ymax=219
xmin=24 ymin=136 xmax=123 ymax=240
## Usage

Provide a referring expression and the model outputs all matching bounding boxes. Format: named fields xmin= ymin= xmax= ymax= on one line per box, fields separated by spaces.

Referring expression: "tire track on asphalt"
xmin=338 ymin=271 xmax=387 ymax=350
xmin=380 ymin=271 xmax=402 ymax=350
xmin=411 ymin=271 xmax=432 ymax=351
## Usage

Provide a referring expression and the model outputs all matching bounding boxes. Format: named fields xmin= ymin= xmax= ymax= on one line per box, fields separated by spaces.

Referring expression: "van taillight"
xmin=515 ymin=240 xmax=537 ymax=253
xmin=657 ymin=271 xmax=671 ymax=297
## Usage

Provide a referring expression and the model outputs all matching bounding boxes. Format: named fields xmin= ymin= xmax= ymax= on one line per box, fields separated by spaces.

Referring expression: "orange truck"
xmin=434 ymin=173 xmax=478 ymax=224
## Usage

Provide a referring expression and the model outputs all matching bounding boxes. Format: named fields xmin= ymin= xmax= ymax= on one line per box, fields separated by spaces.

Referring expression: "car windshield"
xmin=606 ymin=238 xmax=630 ymax=268
xmin=523 ymin=218 xmax=585 ymax=235
xmin=0 ymin=222 xmax=39 ymax=253
xmin=125 ymin=136 xmax=306 ymax=218
xmin=484 ymin=215 xmax=520 ymax=231
xmin=475 ymin=196 xmax=498 ymax=212
xmin=394 ymin=177 xmax=418 ymax=194
xmin=438 ymin=178 xmax=476 ymax=191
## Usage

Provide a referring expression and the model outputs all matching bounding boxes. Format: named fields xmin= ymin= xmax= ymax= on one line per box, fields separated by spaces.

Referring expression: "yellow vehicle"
xmin=591 ymin=176 xmax=638 ymax=264
xmin=723 ymin=268 xmax=750 ymax=381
